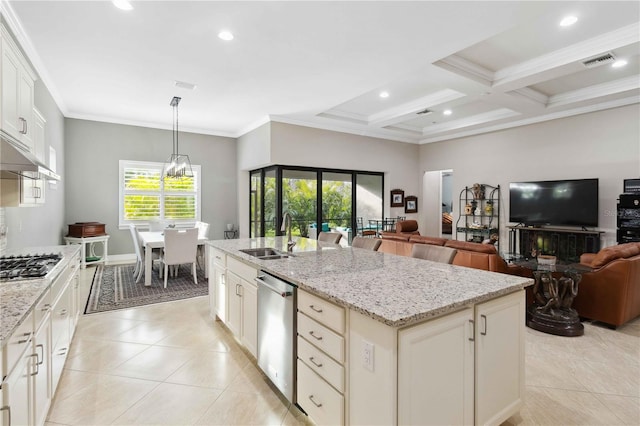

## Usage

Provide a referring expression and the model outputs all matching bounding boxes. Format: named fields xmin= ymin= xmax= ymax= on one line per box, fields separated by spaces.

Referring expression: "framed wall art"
xmin=405 ymin=195 xmax=418 ymax=213
xmin=391 ymin=189 xmax=404 ymax=207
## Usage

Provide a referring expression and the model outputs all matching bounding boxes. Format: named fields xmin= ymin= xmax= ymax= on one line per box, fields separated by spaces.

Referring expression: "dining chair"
xmin=148 ymin=219 xmax=171 ymax=232
xmin=161 ymin=228 xmax=199 ymax=288
xmin=411 ymin=244 xmax=457 ymax=264
xmin=351 ymin=236 xmax=382 ymax=251
xmin=195 ymin=221 xmax=210 ymax=268
xmin=130 ymin=224 xmax=161 ymax=283
xmin=318 ymin=232 xmax=342 ymax=244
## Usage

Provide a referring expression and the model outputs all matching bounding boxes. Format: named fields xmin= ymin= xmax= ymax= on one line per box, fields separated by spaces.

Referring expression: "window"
xmin=119 ymin=160 xmax=201 ymax=228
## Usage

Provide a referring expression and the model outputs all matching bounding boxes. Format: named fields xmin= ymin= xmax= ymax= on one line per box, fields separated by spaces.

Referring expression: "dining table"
xmin=138 ymin=231 xmax=209 ymax=287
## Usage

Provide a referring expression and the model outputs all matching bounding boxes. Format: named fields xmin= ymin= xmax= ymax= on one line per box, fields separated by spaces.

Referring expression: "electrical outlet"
xmin=363 ymin=340 xmax=374 ymax=372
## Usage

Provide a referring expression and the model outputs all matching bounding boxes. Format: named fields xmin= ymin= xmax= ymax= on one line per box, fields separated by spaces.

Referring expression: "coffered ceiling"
xmin=3 ymin=1 xmax=639 ymax=144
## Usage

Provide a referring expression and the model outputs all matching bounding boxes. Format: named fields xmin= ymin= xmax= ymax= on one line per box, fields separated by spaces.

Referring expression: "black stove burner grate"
xmin=0 ymin=253 xmax=63 ymax=281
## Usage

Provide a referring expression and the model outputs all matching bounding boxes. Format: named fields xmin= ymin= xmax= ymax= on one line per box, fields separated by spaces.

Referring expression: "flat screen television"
xmin=509 ymin=178 xmax=599 ymax=227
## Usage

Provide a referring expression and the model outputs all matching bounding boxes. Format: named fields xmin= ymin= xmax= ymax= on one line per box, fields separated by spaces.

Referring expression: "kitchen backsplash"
xmin=0 ymin=208 xmax=6 ymax=254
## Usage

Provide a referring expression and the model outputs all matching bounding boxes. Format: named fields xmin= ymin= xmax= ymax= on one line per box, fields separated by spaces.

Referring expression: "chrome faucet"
xmin=281 ymin=212 xmax=296 ymax=252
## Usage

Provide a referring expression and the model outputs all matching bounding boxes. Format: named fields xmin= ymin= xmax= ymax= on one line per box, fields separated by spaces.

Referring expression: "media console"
xmin=508 ymin=225 xmax=603 ymax=263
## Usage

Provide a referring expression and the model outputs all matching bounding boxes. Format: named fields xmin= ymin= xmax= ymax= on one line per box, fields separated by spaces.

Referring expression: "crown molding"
xmin=509 ymin=87 xmax=549 ymax=106
xmin=433 ymin=55 xmax=494 ymax=86
xmin=421 ymin=108 xmax=519 ymax=136
xmin=368 ymin=89 xmax=466 ymax=127
xmin=548 ymin=76 xmax=640 ymax=108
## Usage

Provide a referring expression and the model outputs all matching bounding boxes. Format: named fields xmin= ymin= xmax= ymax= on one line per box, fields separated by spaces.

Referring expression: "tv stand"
xmin=508 ymin=225 xmax=603 ymax=263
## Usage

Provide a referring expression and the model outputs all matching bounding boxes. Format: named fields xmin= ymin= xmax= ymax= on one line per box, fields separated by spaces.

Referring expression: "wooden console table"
xmin=64 ymin=234 xmax=109 ymax=269
xmin=508 ymin=226 xmax=603 ymax=263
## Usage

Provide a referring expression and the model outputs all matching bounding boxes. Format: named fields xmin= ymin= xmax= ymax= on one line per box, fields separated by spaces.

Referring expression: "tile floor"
xmin=45 ymin=266 xmax=639 ymax=426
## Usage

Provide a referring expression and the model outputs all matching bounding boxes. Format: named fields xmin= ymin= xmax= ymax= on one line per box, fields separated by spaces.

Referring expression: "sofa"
xmin=572 ymin=242 xmax=640 ymax=327
xmin=379 ymin=234 xmax=522 ymax=275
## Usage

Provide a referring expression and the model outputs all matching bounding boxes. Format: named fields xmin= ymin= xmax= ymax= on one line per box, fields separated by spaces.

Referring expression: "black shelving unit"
xmin=618 ymin=193 xmax=640 ymax=243
xmin=456 ymin=184 xmax=500 ymax=249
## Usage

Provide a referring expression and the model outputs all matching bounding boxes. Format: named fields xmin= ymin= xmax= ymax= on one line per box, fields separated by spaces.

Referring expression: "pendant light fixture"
xmin=162 ymin=96 xmax=193 ymax=180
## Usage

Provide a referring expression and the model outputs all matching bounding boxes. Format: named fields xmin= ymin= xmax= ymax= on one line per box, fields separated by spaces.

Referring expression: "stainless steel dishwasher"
xmin=256 ymin=271 xmax=297 ymax=403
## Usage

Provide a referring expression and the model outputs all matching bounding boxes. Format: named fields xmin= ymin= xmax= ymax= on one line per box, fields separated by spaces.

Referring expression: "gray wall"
xmin=419 ymin=104 xmax=640 ymax=248
xmin=65 ymin=119 xmax=237 ymax=255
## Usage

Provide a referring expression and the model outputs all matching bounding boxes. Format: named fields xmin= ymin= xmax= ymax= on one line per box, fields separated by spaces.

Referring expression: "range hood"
xmin=0 ymin=135 xmax=60 ymax=181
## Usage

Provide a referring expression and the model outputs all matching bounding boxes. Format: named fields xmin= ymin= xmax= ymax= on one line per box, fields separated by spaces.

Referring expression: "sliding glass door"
xmin=250 ymin=165 xmax=383 ymax=243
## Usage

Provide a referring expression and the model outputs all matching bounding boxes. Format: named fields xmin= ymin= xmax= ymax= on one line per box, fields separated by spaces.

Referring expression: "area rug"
xmin=85 ymin=263 xmax=207 ymax=314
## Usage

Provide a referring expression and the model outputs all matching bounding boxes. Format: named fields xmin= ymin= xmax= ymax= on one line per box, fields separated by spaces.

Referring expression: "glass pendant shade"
xmin=162 ymin=96 xmax=194 ymax=180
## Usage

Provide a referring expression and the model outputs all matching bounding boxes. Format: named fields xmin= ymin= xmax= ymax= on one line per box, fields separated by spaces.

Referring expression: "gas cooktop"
xmin=0 ymin=253 xmax=63 ymax=282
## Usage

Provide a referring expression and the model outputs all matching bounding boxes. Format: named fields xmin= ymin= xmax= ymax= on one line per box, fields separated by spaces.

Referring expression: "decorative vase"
xmin=485 ymin=201 xmax=493 ymax=215
xmin=464 ymin=203 xmax=472 ymax=215
xmin=226 ymin=223 xmax=234 ymax=231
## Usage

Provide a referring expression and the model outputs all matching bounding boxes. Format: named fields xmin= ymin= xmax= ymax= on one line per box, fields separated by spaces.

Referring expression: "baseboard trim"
xmin=106 ymin=254 xmax=136 ymax=265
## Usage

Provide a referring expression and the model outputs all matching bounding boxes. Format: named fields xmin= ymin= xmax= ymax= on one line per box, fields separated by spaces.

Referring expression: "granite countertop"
xmin=0 ymin=245 xmax=81 ymax=347
xmin=208 ymin=237 xmax=533 ymax=327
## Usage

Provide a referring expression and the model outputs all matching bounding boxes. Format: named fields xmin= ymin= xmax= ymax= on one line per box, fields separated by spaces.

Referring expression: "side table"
xmin=515 ymin=260 xmax=591 ymax=336
xmin=64 ymin=234 xmax=110 ymax=269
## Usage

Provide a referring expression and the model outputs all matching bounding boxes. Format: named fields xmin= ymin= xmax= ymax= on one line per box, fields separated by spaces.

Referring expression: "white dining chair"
xmin=161 ymin=228 xmax=199 ymax=288
xmin=195 ymin=221 xmax=210 ymax=268
xmin=130 ymin=224 xmax=161 ymax=283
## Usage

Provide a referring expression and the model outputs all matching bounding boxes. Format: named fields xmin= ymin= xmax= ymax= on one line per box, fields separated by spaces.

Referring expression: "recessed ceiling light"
xmin=218 ymin=31 xmax=234 ymax=41
xmin=612 ymin=59 xmax=628 ymax=68
xmin=379 ymin=91 xmax=389 ymax=98
xmin=112 ymin=0 xmax=133 ymax=11
xmin=443 ymin=109 xmax=452 ymax=116
xmin=559 ymin=16 xmax=578 ymax=27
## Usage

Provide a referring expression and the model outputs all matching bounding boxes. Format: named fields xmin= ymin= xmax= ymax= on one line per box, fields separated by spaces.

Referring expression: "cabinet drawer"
xmin=297 ymin=360 xmax=344 ymax=426
xmin=298 ymin=313 xmax=344 ymax=364
xmin=211 ymin=248 xmax=226 ymax=268
xmin=34 ymin=288 xmax=51 ymax=328
xmin=4 ymin=310 xmax=34 ymax=376
xmin=298 ymin=290 xmax=345 ymax=334
xmin=51 ymin=284 xmax=71 ymax=347
xmin=227 ymin=257 xmax=257 ymax=283
xmin=298 ymin=336 xmax=344 ymax=393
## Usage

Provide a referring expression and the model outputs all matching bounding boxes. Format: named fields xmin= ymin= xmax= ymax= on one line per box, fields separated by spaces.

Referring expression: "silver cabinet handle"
xmin=17 ymin=332 xmax=32 ymax=344
xmin=36 ymin=344 xmax=44 ymax=365
xmin=60 ymin=309 xmax=68 ymax=316
xmin=308 ymin=330 xmax=323 ymax=341
xmin=309 ymin=357 xmax=323 ymax=368
xmin=0 ymin=405 xmax=11 ymax=426
xmin=468 ymin=319 xmax=475 ymax=342
xmin=19 ymin=117 xmax=27 ymax=134
xmin=309 ymin=305 xmax=323 ymax=313
xmin=41 ymin=303 xmax=51 ymax=312
xmin=308 ymin=395 xmax=323 ymax=408
xmin=57 ymin=347 xmax=68 ymax=356
xmin=481 ymin=314 xmax=487 ymax=336
xmin=28 ymin=353 xmax=39 ymax=376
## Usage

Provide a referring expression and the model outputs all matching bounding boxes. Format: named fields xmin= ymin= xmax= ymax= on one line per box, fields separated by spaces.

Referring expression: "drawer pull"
xmin=28 ymin=354 xmax=39 ymax=376
xmin=36 ymin=344 xmax=44 ymax=365
xmin=308 ymin=395 xmax=323 ymax=408
xmin=17 ymin=332 xmax=32 ymax=344
xmin=41 ymin=303 xmax=51 ymax=312
xmin=309 ymin=357 xmax=323 ymax=368
xmin=60 ymin=309 xmax=68 ymax=316
xmin=309 ymin=304 xmax=323 ymax=313
xmin=0 ymin=405 xmax=11 ymax=426
xmin=308 ymin=331 xmax=323 ymax=341
xmin=468 ymin=319 xmax=475 ymax=342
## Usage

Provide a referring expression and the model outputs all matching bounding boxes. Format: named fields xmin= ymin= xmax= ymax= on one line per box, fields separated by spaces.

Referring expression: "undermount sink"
xmin=240 ymin=247 xmax=291 ymax=260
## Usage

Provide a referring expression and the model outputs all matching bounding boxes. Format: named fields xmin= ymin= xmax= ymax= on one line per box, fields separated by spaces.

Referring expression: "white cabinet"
xmin=209 ymin=248 xmax=227 ymax=323
xmin=3 ymin=350 xmax=31 ymax=426
xmin=475 ymin=291 xmax=525 ymax=426
xmin=297 ymin=290 xmax=347 ymax=426
xmin=33 ymin=313 xmax=51 ymax=426
xmin=398 ymin=308 xmax=475 ymax=425
xmin=19 ymin=109 xmax=47 ymax=207
xmin=1 ymin=25 xmax=36 ymax=149
xmin=226 ymin=257 xmax=258 ymax=357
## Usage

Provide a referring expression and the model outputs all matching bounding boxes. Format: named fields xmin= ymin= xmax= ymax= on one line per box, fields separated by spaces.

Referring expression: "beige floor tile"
xmin=50 ymin=369 xmax=104 ymax=402
xmin=518 ymin=386 xmax=624 ymax=425
xmin=64 ymin=340 xmax=149 ymax=373
xmin=226 ymin=361 xmax=280 ymax=396
xmin=594 ymin=394 xmax=640 ymax=425
xmin=112 ymin=321 xmax=177 ymax=345
xmin=47 ymin=374 xmax=158 ymax=425
xmin=195 ymin=389 xmax=288 ymax=425
xmin=110 ymin=345 xmax=198 ymax=381
xmin=112 ymin=382 xmax=222 ymax=425
xmin=525 ymin=354 xmax=589 ymax=392
xmin=281 ymin=405 xmax=313 ymax=426
xmin=575 ymin=358 xmax=640 ymax=397
xmin=73 ymin=315 xmax=144 ymax=341
xmin=165 ymin=350 xmax=250 ymax=389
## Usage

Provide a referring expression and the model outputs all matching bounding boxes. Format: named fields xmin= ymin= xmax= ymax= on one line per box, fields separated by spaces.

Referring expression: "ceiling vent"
xmin=416 ymin=108 xmax=433 ymax=115
xmin=582 ymin=52 xmax=616 ymax=69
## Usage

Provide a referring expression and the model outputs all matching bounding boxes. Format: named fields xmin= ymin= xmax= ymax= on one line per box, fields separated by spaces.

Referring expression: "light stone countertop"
xmin=208 ymin=236 xmax=534 ymax=327
xmin=0 ymin=245 xmax=81 ymax=347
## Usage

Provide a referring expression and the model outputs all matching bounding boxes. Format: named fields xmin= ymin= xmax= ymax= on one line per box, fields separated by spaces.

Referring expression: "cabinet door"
xmin=475 ymin=290 xmax=525 ymax=426
xmin=20 ymin=177 xmax=45 ymax=206
xmin=32 ymin=108 xmax=46 ymax=163
xmin=1 ymin=38 xmax=22 ymax=140
xmin=33 ymin=316 xmax=51 ymax=426
xmin=241 ymin=279 xmax=258 ymax=357
xmin=17 ymin=70 xmax=34 ymax=148
xmin=211 ymin=265 xmax=225 ymax=321
xmin=398 ymin=308 xmax=474 ymax=426
xmin=226 ymin=272 xmax=242 ymax=337
xmin=4 ymin=351 xmax=32 ymax=426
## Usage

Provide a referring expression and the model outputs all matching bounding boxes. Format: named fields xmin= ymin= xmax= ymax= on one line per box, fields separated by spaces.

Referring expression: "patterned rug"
xmin=85 ymin=263 xmax=207 ymax=314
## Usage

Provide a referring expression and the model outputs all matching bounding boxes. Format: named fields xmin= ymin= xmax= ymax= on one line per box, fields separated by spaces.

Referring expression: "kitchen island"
xmin=208 ymin=236 xmax=533 ymax=426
